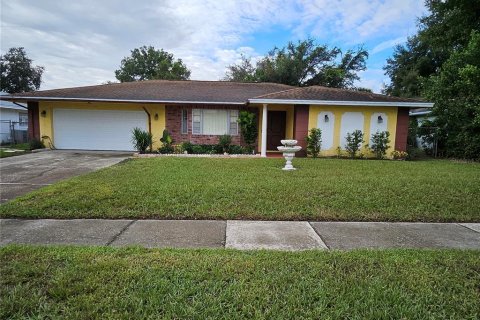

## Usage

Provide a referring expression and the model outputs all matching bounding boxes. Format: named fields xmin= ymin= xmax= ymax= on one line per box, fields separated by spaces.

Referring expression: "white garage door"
xmin=53 ymin=109 xmax=147 ymax=151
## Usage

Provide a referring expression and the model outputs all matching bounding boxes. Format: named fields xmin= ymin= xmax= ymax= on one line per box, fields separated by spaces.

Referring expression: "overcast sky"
xmin=1 ymin=0 xmax=426 ymax=93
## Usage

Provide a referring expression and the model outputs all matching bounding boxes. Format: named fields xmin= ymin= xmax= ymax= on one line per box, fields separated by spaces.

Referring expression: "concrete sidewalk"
xmin=1 ymin=219 xmax=479 ymax=250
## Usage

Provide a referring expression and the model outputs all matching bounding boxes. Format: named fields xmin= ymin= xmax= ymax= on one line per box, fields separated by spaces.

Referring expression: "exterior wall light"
xmin=324 ymin=114 xmax=329 ymax=122
xmin=41 ymin=110 xmax=47 ymax=117
xmin=377 ymin=115 xmax=383 ymax=124
xmin=154 ymin=113 xmax=159 ymax=120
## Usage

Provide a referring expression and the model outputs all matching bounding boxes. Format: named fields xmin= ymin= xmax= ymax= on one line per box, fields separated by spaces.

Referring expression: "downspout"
xmin=142 ymin=107 xmax=153 ymax=151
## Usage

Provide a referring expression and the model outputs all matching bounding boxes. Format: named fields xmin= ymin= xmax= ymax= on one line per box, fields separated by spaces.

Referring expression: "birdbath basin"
xmin=277 ymin=140 xmax=302 ymax=170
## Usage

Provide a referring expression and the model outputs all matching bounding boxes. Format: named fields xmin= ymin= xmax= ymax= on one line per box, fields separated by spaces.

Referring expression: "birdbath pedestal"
xmin=277 ymin=140 xmax=302 ymax=170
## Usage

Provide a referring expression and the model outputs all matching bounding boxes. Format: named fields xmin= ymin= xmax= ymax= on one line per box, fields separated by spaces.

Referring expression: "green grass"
xmin=0 ymin=150 xmax=19 ymax=158
xmin=1 ymin=157 xmax=479 ymax=221
xmin=1 ymin=245 xmax=479 ymax=319
xmin=0 ymin=143 xmax=30 ymax=158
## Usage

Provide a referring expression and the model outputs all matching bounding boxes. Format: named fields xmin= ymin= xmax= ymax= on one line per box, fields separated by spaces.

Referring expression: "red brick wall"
xmin=293 ymin=104 xmax=310 ymax=157
xmin=395 ymin=107 xmax=410 ymax=151
xmin=166 ymin=104 xmax=258 ymax=147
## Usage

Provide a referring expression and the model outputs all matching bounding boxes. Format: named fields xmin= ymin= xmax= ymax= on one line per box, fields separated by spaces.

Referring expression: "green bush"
xmin=345 ymin=130 xmax=364 ymax=159
xmin=228 ymin=145 xmax=244 ymax=154
xmin=218 ymin=135 xmax=232 ymax=153
xmin=181 ymin=141 xmax=194 ymax=154
xmin=191 ymin=145 xmax=205 ymax=154
xmin=131 ymin=128 xmax=152 ymax=153
xmin=29 ymin=138 xmax=44 ymax=150
xmin=305 ymin=128 xmax=322 ymax=158
xmin=369 ymin=131 xmax=390 ymax=159
xmin=159 ymin=130 xmax=174 ymax=154
xmin=238 ymin=111 xmax=257 ymax=151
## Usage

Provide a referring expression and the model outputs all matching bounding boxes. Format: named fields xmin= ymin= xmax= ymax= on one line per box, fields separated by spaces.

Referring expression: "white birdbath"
xmin=277 ymin=140 xmax=302 ymax=170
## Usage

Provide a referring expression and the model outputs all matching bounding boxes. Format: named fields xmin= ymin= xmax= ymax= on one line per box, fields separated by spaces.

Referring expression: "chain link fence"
xmin=0 ymin=120 xmax=28 ymax=145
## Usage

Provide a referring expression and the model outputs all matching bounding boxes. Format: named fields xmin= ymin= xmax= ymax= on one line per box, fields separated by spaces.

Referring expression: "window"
xmin=192 ymin=109 xmax=238 ymax=135
xmin=181 ymin=109 xmax=188 ymax=134
xmin=19 ymin=113 xmax=28 ymax=126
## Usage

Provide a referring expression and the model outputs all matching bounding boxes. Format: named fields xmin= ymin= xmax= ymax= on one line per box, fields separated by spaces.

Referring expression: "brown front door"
xmin=267 ymin=111 xmax=286 ymax=150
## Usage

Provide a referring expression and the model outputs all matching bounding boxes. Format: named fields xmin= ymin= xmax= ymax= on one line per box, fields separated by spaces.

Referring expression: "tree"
xmin=425 ymin=31 xmax=480 ymax=159
xmin=223 ymin=55 xmax=257 ymax=82
xmin=224 ymin=39 xmax=368 ymax=89
xmin=384 ymin=0 xmax=480 ymax=97
xmin=0 ymin=47 xmax=44 ymax=93
xmin=384 ymin=0 xmax=480 ymax=159
xmin=115 ymin=46 xmax=191 ymax=82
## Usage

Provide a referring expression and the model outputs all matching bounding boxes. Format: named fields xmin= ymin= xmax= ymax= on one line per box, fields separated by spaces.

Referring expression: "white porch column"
xmin=261 ymin=103 xmax=268 ymax=157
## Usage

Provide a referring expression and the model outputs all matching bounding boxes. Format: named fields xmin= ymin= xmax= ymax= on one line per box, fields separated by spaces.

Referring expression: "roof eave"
xmin=248 ymin=98 xmax=434 ymax=108
xmin=0 ymin=96 xmax=246 ymax=105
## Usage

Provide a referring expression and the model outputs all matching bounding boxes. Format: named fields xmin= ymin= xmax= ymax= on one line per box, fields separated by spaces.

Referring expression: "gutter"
xmin=409 ymin=110 xmax=432 ymax=116
xmin=248 ymin=99 xmax=434 ymax=108
xmin=0 ymin=96 xmax=246 ymax=105
xmin=0 ymin=96 xmax=434 ymax=108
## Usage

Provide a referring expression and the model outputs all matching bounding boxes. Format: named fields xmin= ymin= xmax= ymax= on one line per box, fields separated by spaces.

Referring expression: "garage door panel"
xmin=53 ymin=109 xmax=147 ymax=151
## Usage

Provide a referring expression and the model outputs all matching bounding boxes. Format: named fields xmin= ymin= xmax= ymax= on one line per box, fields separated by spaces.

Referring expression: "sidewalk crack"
xmin=456 ymin=223 xmax=480 ymax=234
xmin=307 ymin=222 xmax=330 ymax=250
xmin=106 ymin=220 xmax=136 ymax=246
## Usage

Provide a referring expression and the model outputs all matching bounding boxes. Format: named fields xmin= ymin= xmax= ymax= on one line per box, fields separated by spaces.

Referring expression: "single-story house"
xmin=0 ymin=80 xmax=433 ymax=157
xmin=0 ymin=93 xmax=28 ymax=144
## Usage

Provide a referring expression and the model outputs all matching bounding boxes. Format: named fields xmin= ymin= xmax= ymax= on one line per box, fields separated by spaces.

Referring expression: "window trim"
xmin=191 ymin=108 xmax=239 ymax=136
xmin=181 ymin=109 xmax=188 ymax=134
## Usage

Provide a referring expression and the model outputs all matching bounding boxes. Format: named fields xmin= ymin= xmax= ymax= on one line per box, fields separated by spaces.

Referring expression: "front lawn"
xmin=1 ymin=157 xmax=479 ymax=221
xmin=1 ymin=246 xmax=479 ymax=319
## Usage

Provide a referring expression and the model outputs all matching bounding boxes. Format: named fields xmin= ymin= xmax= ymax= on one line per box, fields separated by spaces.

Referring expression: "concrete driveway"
xmin=0 ymin=150 xmax=130 ymax=203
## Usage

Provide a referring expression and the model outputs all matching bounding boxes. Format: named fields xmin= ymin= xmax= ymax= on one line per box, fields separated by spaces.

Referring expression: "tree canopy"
xmin=384 ymin=0 xmax=480 ymax=98
xmin=384 ymin=0 xmax=480 ymax=159
xmin=0 ymin=47 xmax=44 ymax=93
xmin=425 ymin=31 xmax=480 ymax=159
xmin=224 ymin=39 xmax=368 ymax=89
xmin=115 ymin=46 xmax=191 ymax=82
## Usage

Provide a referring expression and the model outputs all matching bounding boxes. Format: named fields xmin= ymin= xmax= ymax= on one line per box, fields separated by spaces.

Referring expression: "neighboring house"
xmin=0 ymin=94 xmax=28 ymax=144
xmin=0 ymin=80 xmax=433 ymax=156
xmin=409 ymin=108 xmax=436 ymax=148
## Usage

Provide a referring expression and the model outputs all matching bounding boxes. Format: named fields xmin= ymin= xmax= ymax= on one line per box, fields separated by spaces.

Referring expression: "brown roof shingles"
xmin=252 ymin=85 xmax=426 ymax=103
xmin=1 ymin=80 xmax=429 ymax=104
xmin=4 ymin=80 xmax=293 ymax=104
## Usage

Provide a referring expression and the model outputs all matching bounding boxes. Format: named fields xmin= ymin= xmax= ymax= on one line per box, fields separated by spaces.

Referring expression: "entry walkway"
xmin=1 ymin=219 xmax=479 ymax=250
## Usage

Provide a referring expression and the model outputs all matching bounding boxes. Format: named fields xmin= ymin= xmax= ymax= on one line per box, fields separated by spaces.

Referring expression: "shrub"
xmin=159 ymin=130 xmax=173 ymax=154
xmin=191 ymin=145 xmax=204 ymax=154
xmin=369 ymin=131 xmax=391 ymax=159
xmin=131 ymin=127 xmax=152 ymax=153
xmin=172 ymin=144 xmax=183 ymax=154
xmin=218 ymin=134 xmax=232 ymax=153
xmin=181 ymin=141 xmax=193 ymax=154
xmin=345 ymin=130 xmax=364 ymax=158
xmin=238 ymin=111 xmax=257 ymax=151
xmin=29 ymin=138 xmax=45 ymax=150
xmin=305 ymin=128 xmax=322 ymax=158
xmin=160 ymin=129 xmax=173 ymax=147
xmin=336 ymin=146 xmax=343 ymax=158
xmin=392 ymin=150 xmax=408 ymax=160
xmin=228 ymin=144 xmax=244 ymax=154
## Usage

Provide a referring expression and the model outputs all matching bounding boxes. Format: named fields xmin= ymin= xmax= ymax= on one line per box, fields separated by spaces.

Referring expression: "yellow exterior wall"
xmin=38 ymin=101 xmax=166 ymax=149
xmin=308 ymin=105 xmax=398 ymax=157
xmin=255 ymin=104 xmax=294 ymax=152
